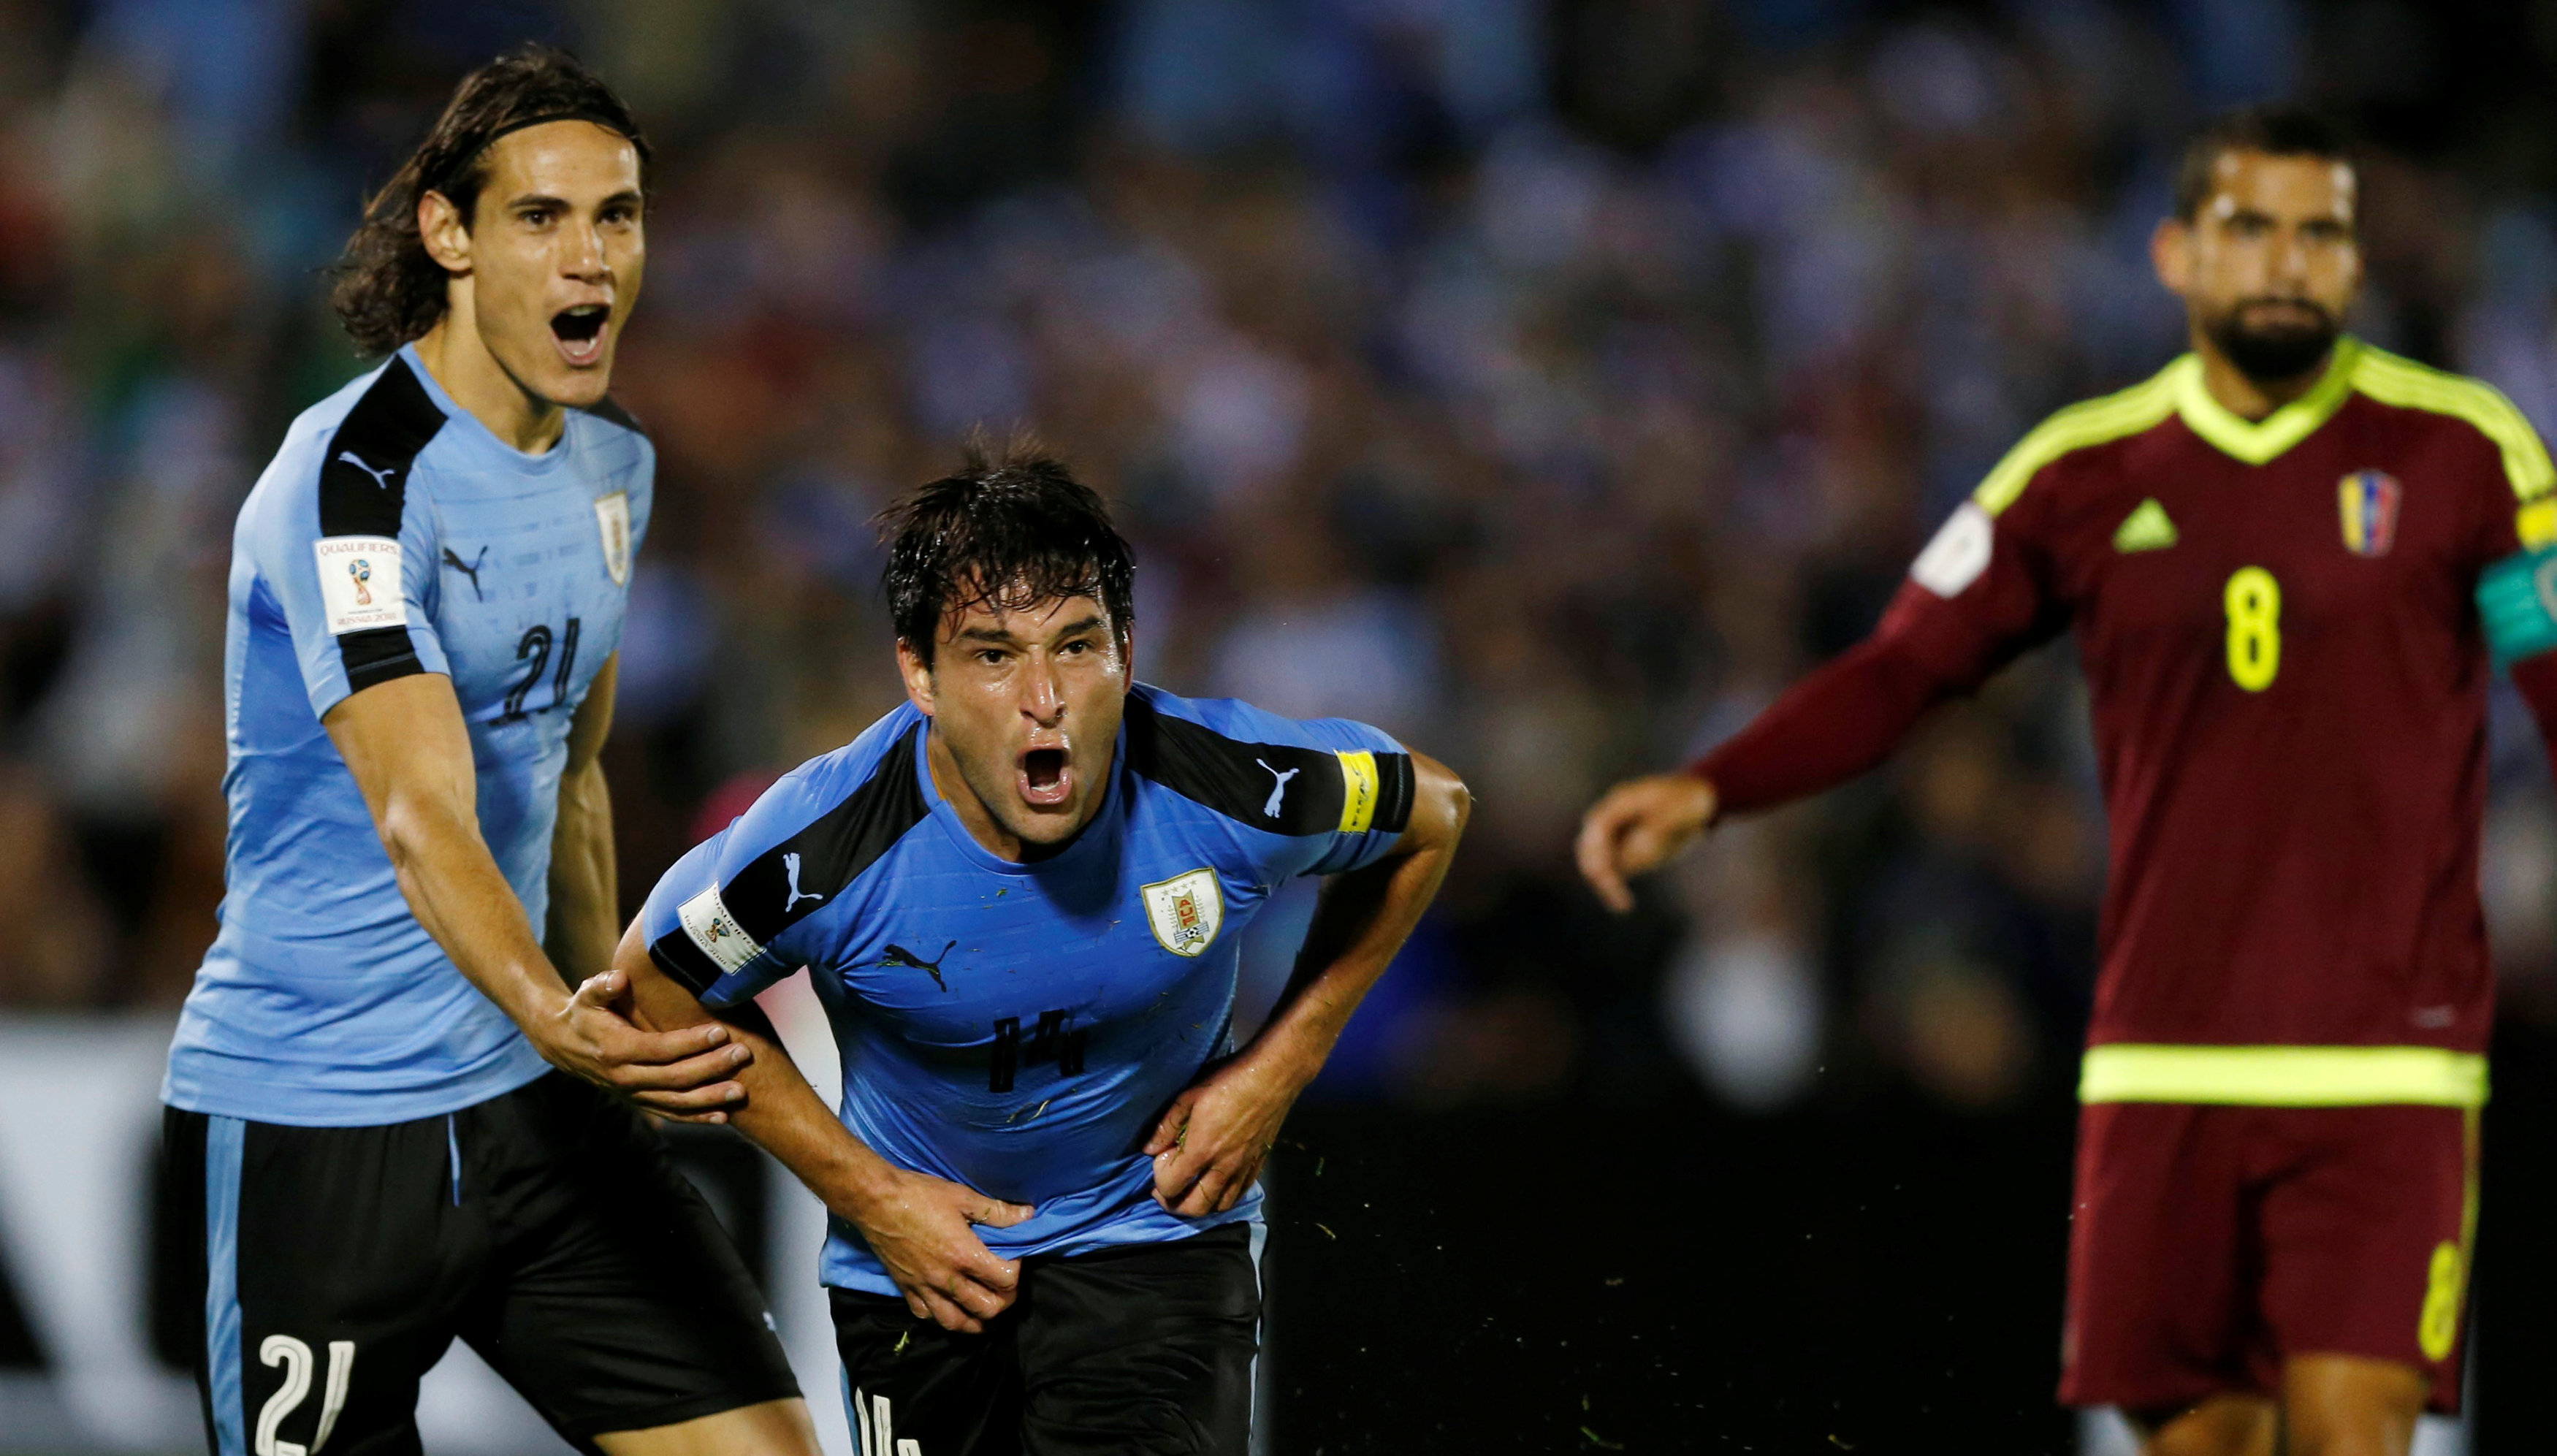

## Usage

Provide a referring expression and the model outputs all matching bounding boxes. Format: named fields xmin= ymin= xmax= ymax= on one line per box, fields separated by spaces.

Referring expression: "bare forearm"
xmin=1243 ymin=755 xmax=1468 ymax=1083
xmin=545 ymin=758 xmax=620 ymax=986
xmin=383 ymin=796 xmax=571 ymax=1026
xmin=614 ymin=931 xmax=899 ymax=1217
xmin=1248 ymin=842 xmax=1452 ymax=1078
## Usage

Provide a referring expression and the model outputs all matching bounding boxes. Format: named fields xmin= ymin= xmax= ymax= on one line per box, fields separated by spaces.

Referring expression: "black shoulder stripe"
xmin=1370 ymin=750 xmax=1417 ymax=836
xmin=320 ymin=358 xmax=446 ymax=694
xmin=725 ymin=722 xmax=931 ymax=946
xmin=320 ymin=357 xmax=443 ymax=535
xmin=1124 ymin=695 xmax=1414 ymax=838
xmin=647 ymin=930 xmax=723 ymax=998
xmin=578 ymin=395 xmax=648 ymax=437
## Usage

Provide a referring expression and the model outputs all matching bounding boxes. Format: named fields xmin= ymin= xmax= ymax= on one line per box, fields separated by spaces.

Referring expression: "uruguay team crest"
xmin=595 ymin=491 xmax=632 ymax=585
xmin=2339 ymin=470 xmax=2401 ymax=557
xmin=1141 ymin=869 xmax=1224 ymax=958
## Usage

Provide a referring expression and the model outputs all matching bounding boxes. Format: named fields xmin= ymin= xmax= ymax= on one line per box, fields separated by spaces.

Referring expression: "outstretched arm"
xmin=1579 ymin=481 xmax=2067 ymax=912
xmin=1575 ymin=627 xmax=1963 ymax=911
xmin=609 ymin=924 xmax=1035 ymax=1333
xmin=327 ymin=673 xmax=749 ymax=1115
xmin=1144 ymin=750 xmax=1471 ymax=1216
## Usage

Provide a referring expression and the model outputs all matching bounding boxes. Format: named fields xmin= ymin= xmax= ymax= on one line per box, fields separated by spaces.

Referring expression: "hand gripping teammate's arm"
xmin=1143 ymin=750 xmax=1472 ymax=1216
xmin=1579 ymin=468 xmax=2071 ymax=912
xmin=327 ymin=674 xmax=751 ymax=1117
xmin=544 ymin=652 xmax=622 ymax=986
xmin=606 ymin=919 xmax=1034 ymax=1335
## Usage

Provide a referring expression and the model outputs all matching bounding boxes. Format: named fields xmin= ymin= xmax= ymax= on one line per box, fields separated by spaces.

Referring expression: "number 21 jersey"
xmin=164 ymin=346 xmax=650 ymax=1125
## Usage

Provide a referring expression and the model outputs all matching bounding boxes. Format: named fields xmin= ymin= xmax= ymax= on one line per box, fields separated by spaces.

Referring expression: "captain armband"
xmin=2477 ymin=545 xmax=2557 ymax=666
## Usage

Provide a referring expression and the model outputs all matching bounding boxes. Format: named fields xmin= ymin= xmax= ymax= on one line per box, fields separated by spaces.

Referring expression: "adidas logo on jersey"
xmin=2114 ymin=498 xmax=2179 ymax=553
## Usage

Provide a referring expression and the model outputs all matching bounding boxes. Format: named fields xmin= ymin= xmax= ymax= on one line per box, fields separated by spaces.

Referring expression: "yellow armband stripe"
xmin=1336 ymin=750 xmax=1380 ymax=834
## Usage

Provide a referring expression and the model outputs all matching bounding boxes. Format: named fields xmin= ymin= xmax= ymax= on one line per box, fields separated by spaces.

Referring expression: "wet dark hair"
xmin=2173 ymin=105 xmax=2351 ymax=221
xmin=328 ymin=43 xmax=649 ymax=357
xmin=878 ymin=438 xmax=1137 ymax=667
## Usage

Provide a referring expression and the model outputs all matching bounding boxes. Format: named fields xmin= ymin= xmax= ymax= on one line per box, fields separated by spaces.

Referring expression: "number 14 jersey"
xmin=1886 ymin=338 xmax=2553 ymax=1064
xmin=165 ymin=346 xmax=650 ymax=1126
xmin=639 ymin=687 xmax=1413 ymax=1297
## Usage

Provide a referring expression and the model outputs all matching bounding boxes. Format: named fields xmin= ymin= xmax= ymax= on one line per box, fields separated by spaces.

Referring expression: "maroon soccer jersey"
xmin=1699 ymin=339 xmax=2557 ymax=1063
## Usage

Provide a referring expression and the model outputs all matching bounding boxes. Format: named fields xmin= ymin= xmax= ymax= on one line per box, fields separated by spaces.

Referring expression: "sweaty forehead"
xmin=479 ymin=120 xmax=641 ymax=200
xmin=939 ymin=590 xmax=1113 ymax=644
xmin=2206 ymin=150 xmax=2356 ymax=221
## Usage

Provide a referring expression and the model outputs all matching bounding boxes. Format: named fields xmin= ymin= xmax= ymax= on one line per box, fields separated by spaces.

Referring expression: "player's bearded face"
xmin=2160 ymin=150 xmax=2360 ymax=386
xmin=441 ymin=121 xmax=646 ymax=411
xmin=2203 ymin=296 xmax=2342 ymax=384
xmin=905 ymin=590 xmax=1129 ymax=852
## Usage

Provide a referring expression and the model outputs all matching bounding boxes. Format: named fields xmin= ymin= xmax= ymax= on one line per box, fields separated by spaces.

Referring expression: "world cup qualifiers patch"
xmin=678 ymin=885 xmax=766 ymax=974
xmin=1910 ymin=503 xmax=1993 ymax=597
xmin=314 ymin=537 xmax=405 ymax=635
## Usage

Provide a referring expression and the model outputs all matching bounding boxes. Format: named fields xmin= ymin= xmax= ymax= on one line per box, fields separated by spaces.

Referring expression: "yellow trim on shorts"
xmin=2078 ymin=1044 xmax=2488 ymax=1108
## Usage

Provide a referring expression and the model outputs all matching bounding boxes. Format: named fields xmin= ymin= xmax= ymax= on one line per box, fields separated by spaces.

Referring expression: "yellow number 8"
xmin=2225 ymin=566 xmax=2281 ymax=692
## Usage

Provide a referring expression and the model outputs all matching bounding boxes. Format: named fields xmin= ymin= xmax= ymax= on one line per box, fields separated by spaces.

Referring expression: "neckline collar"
xmin=912 ymin=717 xmax=1125 ymax=877
xmin=395 ymin=343 xmax=574 ymax=472
xmin=2170 ymin=336 xmax=2362 ymax=467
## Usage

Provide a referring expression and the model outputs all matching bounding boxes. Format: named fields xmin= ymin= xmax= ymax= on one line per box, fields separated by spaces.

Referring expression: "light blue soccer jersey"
xmin=639 ymin=686 xmax=1414 ymax=1295
xmin=164 ymin=346 xmax=651 ymax=1125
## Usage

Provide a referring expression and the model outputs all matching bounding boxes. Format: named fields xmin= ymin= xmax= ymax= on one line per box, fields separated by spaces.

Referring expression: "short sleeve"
xmin=252 ymin=457 xmax=448 ymax=721
xmin=1127 ymin=691 xmax=1418 ymax=883
xmin=641 ymin=720 xmax=932 ymax=1010
xmin=640 ymin=811 xmax=810 ymax=1010
xmin=641 ymin=824 xmax=797 ymax=1008
xmin=254 ymin=367 xmax=454 ymax=719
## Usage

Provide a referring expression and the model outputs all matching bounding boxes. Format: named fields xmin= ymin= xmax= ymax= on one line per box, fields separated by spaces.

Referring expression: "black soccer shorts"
xmin=162 ymin=1071 xmax=801 ymax=1456
xmin=832 ymin=1222 xmax=1262 ymax=1456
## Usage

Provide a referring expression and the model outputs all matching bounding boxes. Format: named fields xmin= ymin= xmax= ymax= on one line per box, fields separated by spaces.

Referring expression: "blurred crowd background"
xmin=5 ymin=0 xmax=2557 ymax=1132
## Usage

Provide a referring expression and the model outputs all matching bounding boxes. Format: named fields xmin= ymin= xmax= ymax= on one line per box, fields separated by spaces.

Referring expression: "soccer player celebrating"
xmin=160 ymin=47 xmax=820 ymax=1456
xmin=609 ymin=444 xmax=1470 ymax=1454
xmin=1578 ymin=108 xmax=2557 ymax=1456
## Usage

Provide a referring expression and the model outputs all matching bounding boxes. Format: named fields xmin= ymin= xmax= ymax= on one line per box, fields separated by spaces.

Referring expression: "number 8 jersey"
xmin=164 ymin=346 xmax=651 ymax=1126
xmin=1699 ymin=336 xmax=2557 ymax=1090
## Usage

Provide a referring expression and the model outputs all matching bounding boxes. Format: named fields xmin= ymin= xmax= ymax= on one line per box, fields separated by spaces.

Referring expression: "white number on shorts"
xmin=853 ymin=1387 xmax=925 ymax=1456
xmin=253 ymin=1335 xmax=356 ymax=1456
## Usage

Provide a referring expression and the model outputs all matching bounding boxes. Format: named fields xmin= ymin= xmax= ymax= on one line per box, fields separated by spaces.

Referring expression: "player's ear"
xmin=897 ymin=639 xmax=937 ymax=717
xmin=419 ymin=190 xmax=473 ymax=276
xmin=2151 ymin=216 xmax=2192 ymax=297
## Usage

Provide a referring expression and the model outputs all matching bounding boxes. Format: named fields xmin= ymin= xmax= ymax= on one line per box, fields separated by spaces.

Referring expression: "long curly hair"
xmin=328 ymin=43 xmax=650 ymax=357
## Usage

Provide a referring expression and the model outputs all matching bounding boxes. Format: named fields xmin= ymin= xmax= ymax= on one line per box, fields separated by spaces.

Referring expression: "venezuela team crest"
xmin=1142 ymin=869 xmax=1224 ymax=958
xmin=2338 ymin=470 xmax=2401 ymax=557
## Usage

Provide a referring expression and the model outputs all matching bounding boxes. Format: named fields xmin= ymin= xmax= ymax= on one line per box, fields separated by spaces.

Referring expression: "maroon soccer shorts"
xmin=2059 ymin=1101 xmax=2477 ymax=1415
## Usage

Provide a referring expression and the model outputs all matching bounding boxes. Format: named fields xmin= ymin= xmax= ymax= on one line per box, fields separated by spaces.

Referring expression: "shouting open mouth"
xmin=1019 ymin=744 xmax=1072 ymax=809
xmin=551 ymin=302 xmax=610 ymax=367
